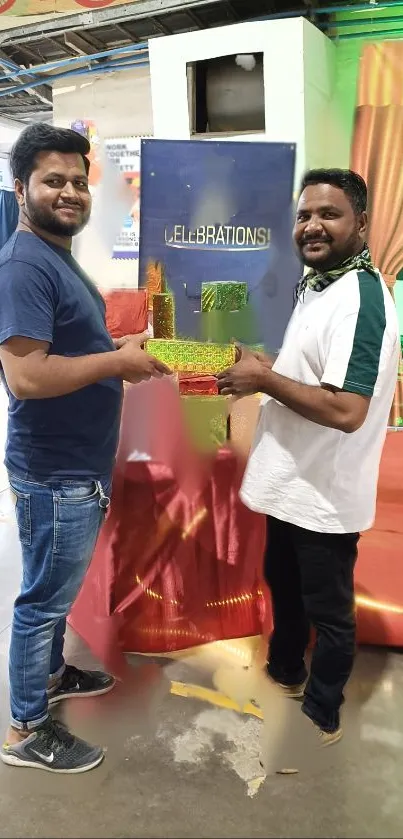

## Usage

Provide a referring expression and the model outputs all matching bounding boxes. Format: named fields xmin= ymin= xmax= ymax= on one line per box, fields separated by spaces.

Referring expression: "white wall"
xmin=52 ymin=67 xmax=153 ymax=137
xmin=53 ymin=67 xmax=153 ymax=291
xmin=0 ymin=118 xmax=23 ymax=155
xmin=149 ymin=18 xmax=339 ymax=191
xmin=302 ymin=23 xmax=348 ymax=171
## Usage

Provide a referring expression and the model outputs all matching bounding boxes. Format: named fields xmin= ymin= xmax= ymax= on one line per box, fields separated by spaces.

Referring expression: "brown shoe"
xmin=276 ymin=724 xmax=343 ymax=775
xmin=276 ymin=680 xmax=306 ymax=700
xmin=316 ymin=725 xmax=343 ymax=747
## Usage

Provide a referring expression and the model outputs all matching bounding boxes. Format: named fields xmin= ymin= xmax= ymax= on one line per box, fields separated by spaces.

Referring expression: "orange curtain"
xmin=351 ymin=42 xmax=403 ymax=425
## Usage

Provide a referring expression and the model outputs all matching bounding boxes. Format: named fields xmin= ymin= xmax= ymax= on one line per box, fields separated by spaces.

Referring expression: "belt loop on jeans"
xmin=96 ymin=480 xmax=110 ymax=510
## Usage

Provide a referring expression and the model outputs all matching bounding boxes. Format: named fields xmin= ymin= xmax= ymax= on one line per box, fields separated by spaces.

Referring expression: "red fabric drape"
xmin=69 ymin=453 xmax=267 ymax=664
xmin=68 ymin=434 xmax=403 ymax=663
xmin=351 ymin=105 xmax=403 ymax=288
xmin=69 ymin=381 xmax=266 ymax=667
xmin=351 ymin=42 xmax=403 ymax=425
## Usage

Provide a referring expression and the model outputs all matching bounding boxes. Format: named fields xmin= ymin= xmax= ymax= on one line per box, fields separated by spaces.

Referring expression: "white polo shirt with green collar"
xmin=240 ymin=268 xmax=400 ymax=534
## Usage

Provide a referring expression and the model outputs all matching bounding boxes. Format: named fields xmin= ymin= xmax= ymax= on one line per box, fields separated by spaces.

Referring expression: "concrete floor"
xmin=1 ymin=488 xmax=403 ymax=839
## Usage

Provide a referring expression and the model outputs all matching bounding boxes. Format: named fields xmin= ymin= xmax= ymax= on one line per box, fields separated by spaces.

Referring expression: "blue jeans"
xmin=8 ymin=473 xmax=111 ymax=730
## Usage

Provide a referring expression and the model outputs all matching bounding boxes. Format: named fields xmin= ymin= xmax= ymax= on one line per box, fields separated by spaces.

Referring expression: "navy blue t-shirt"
xmin=0 ymin=230 xmax=123 ymax=481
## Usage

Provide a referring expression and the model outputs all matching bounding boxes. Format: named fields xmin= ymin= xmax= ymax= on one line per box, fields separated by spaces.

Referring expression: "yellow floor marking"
xmin=170 ymin=680 xmax=264 ymax=720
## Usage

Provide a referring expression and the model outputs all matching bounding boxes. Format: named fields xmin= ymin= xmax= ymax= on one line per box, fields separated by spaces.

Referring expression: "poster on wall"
xmin=139 ymin=138 xmax=299 ymax=351
xmin=71 ymin=121 xmax=141 ymax=261
xmin=104 ymin=137 xmax=141 ymax=260
xmin=70 ymin=119 xmax=100 ymax=186
xmin=0 ymin=157 xmax=12 ymax=190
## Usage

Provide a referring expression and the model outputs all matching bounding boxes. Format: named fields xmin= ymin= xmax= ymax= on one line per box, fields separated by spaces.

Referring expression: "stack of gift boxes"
xmin=144 ymin=269 xmax=249 ymax=451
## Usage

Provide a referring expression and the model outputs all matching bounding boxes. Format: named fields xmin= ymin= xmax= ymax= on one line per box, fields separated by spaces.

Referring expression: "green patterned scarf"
xmin=295 ymin=245 xmax=377 ymax=302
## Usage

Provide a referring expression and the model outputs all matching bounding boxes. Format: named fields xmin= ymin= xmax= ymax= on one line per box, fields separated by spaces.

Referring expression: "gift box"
xmin=103 ymin=289 xmax=148 ymax=339
xmin=201 ymin=306 xmax=256 ymax=346
xmin=179 ymin=375 xmax=218 ymax=396
xmin=201 ymin=281 xmax=248 ymax=313
xmin=181 ymin=395 xmax=229 ymax=451
xmin=153 ymin=293 xmax=176 ymax=339
xmin=145 ymin=260 xmax=166 ymax=310
xmin=146 ymin=339 xmax=236 ymax=375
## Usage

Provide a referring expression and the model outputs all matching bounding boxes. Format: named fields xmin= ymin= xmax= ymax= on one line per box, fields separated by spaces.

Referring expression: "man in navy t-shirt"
xmin=0 ymin=124 xmax=170 ymax=774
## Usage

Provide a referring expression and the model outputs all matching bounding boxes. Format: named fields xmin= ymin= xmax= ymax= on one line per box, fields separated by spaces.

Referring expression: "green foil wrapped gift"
xmin=153 ymin=293 xmax=176 ymax=339
xmin=181 ymin=395 xmax=229 ymax=451
xmin=146 ymin=339 xmax=236 ymax=375
xmin=201 ymin=281 xmax=248 ymax=313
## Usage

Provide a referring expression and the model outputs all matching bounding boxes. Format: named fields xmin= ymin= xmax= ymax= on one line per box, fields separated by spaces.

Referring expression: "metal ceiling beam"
xmin=64 ymin=31 xmax=104 ymax=54
xmin=0 ymin=0 xmax=226 ymax=47
xmin=0 ymin=96 xmax=52 ymax=116
xmin=8 ymin=43 xmax=44 ymax=64
xmin=224 ymin=2 xmax=241 ymax=22
xmin=0 ymin=49 xmax=52 ymax=107
xmin=185 ymin=9 xmax=206 ymax=27
xmin=148 ymin=16 xmax=172 ymax=35
xmin=114 ymin=23 xmax=139 ymax=41
xmin=46 ymin=36 xmax=73 ymax=55
xmin=0 ymin=112 xmax=25 ymax=129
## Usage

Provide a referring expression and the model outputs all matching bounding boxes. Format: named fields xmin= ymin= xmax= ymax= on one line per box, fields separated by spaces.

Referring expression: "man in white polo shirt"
xmin=217 ymin=169 xmax=399 ymax=753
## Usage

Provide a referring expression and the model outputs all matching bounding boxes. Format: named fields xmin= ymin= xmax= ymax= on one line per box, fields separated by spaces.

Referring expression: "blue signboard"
xmin=139 ymin=139 xmax=300 ymax=352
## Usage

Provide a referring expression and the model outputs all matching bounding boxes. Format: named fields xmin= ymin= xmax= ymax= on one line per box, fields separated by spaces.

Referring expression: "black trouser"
xmin=264 ymin=516 xmax=359 ymax=732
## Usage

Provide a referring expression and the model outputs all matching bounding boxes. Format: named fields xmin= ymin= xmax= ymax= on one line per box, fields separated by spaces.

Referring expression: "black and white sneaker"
xmin=1 ymin=717 xmax=104 ymax=773
xmin=48 ymin=665 xmax=116 ymax=706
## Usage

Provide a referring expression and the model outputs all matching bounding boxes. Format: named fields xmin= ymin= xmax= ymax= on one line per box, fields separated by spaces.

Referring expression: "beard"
xmin=298 ymin=229 xmax=361 ymax=272
xmin=25 ymin=192 xmax=90 ymax=238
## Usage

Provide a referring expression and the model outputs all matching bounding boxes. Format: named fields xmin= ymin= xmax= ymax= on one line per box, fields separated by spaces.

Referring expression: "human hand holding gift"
xmin=242 ymin=345 xmax=275 ymax=369
xmin=116 ymin=332 xmax=172 ymax=383
xmin=217 ymin=342 xmax=274 ymax=396
xmin=113 ymin=335 xmax=133 ymax=349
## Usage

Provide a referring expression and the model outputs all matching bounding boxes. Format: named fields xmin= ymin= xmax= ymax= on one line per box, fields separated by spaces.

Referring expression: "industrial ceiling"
xmin=0 ymin=0 xmax=385 ymax=121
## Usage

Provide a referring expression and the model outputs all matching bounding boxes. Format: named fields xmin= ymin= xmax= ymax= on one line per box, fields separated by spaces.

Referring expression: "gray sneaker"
xmin=1 ymin=717 xmax=104 ymax=773
xmin=48 ymin=664 xmax=116 ymax=706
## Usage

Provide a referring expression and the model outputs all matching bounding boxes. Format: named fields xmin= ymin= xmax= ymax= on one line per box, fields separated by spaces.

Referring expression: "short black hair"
xmin=300 ymin=168 xmax=367 ymax=215
xmin=10 ymin=123 xmax=91 ymax=185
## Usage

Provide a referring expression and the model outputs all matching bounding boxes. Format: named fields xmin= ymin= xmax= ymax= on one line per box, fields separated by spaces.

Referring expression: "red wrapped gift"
xmin=102 ymin=289 xmax=148 ymax=339
xmin=179 ymin=375 xmax=218 ymax=396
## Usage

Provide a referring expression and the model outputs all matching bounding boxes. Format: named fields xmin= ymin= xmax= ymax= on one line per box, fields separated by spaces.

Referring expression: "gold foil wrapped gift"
xmin=145 ymin=261 xmax=166 ymax=311
xmin=146 ymin=339 xmax=236 ymax=375
xmin=201 ymin=281 xmax=248 ymax=312
xmin=153 ymin=293 xmax=175 ymax=339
